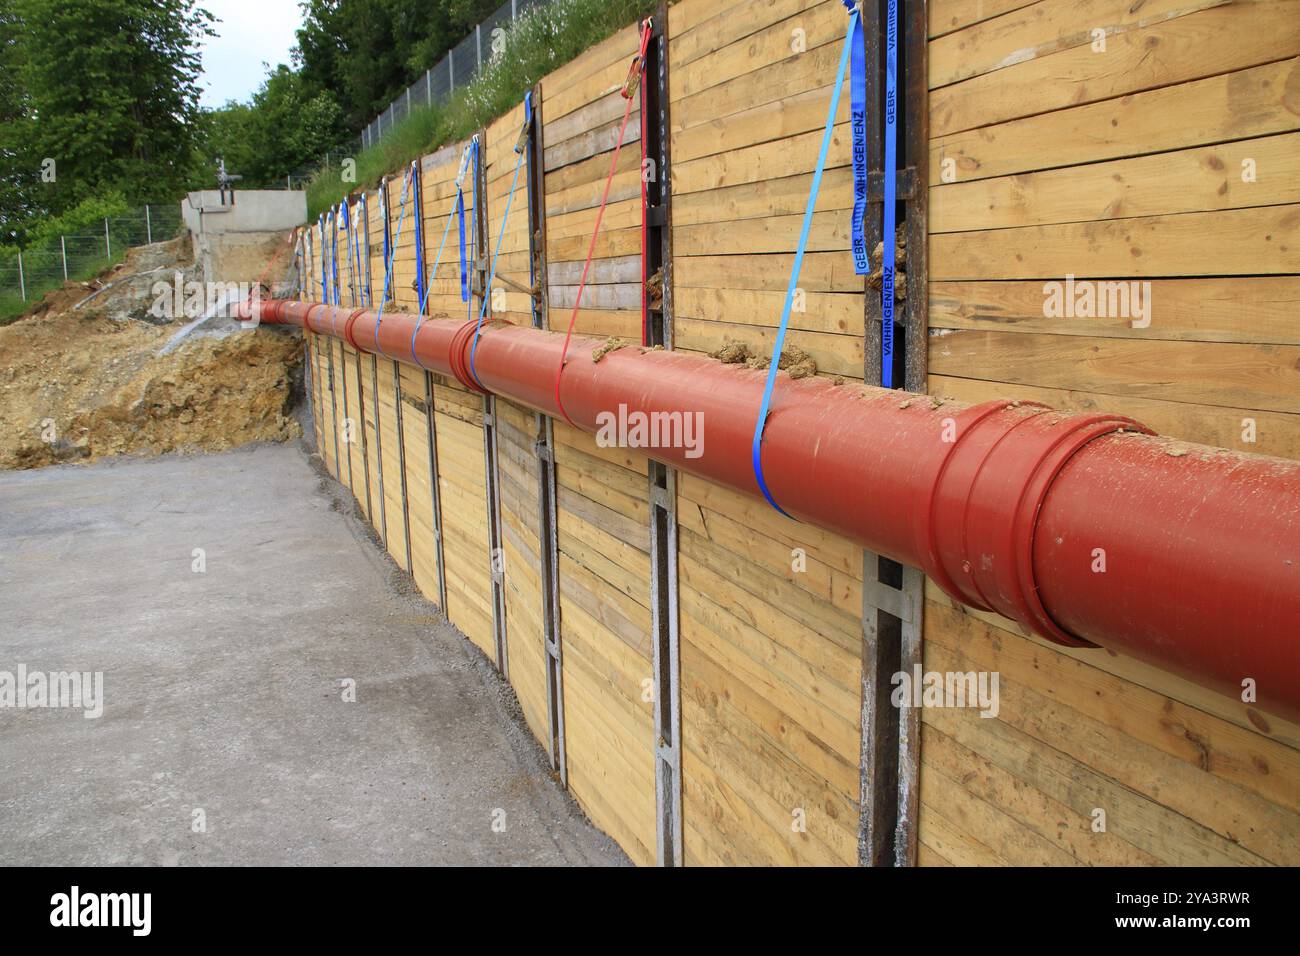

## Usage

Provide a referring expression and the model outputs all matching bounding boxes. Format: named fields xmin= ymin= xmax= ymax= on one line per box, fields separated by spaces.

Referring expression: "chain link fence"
xmin=0 ymin=204 xmax=185 ymax=319
xmin=361 ymin=0 xmax=550 ymax=149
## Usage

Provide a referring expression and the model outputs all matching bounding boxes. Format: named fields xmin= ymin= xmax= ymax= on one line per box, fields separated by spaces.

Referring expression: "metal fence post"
xmin=17 ymin=249 xmax=25 ymax=301
xmin=61 ymin=236 xmax=68 ymax=280
xmin=449 ymin=48 xmax=455 ymax=92
xmin=512 ymin=0 xmax=517 ymax=17
xmin=104 ymin=218 xmax=111 ymax=257
xmin=476 ymin=24 xmax=482 ymax=69
xmin=145 ymin=204 xmax=152 ymax=244
xmin=426 ymin=69 xmax=432 ymax=106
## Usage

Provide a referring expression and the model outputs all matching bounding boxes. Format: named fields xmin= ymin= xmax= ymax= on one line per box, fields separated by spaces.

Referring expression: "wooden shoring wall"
xmin=421 ymin=143 xmax=500 ymax=660
xmin=485 ymin=100 xmax=553 ymax=748
xmin=301 ymin=230 xmax=327 ymax=459
xmin=920 ymin=0 xmax=1300 ymax=866
xmin=295 ymin=0 xmax=1300 ymax=868
xmin=538 ymin=25 xmax=660 ymax=866
xmin=666 ymin=0 xmax=866 ymax=866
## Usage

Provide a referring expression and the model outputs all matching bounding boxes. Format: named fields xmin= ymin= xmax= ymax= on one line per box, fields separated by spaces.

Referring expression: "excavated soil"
xmin=0 ymin=238 xmax=302 ymax=470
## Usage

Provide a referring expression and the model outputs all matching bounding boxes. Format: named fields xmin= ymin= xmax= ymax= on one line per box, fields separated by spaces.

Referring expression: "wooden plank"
xmin=676 ymin=285 xmax=862 ymax=335
xmin=930 ymin=204 xmax=1300 ymax=279
xmin=920 ymin=690 xmax=1267 ymax=866
xmin=930 ymin=329 xmax=1300 ymax=412
xmin=673 ymin=123 xmax=852 ymax=196
xmin=929 ymin=0 xmax=1230 ymax=88
xmin=930 ymin=2 xmax=1300 ymax=138
xmin=930 ymin=56 xmax=1300 ymax=184
xmin=675 ymin=316 xmax=863 ymax=378
xmin=928 ymin=0 xmax=1041 ymax=38
xmin=925 ymin=605 xmax=1297 ymax=864
xmin=671 ymin=37 xmax=846 ymax=131
xmin=932 ymin=131 xmax=1300 ymax=233
xmin=930 ymin=276 xmax=1300 ymax=344
xmin=930 ymin=373 xmax=1300 ymax=462
xmin=921 ymin=721 xmax=1162 ymax=864
xmin=925 ymin=580 xmax=1300 ymax=754
xmin=672 ymin=0 xmax=845 ymax=101
xmin=670 ymin=0 xmax=822 ymax=69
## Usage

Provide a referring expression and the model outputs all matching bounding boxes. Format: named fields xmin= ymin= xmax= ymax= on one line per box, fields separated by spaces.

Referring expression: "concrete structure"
xmin=0 ymin=444 xmax=624 ymax=866
xmin=182 ymin=190 xmax=307 ymax=288
xmin=182 ymin=190 xmax=306 ymax=235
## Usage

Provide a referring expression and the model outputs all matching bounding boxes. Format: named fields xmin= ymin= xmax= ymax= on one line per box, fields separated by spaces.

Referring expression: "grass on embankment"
xmin=306 ymin=0 xmax=658 ymax=219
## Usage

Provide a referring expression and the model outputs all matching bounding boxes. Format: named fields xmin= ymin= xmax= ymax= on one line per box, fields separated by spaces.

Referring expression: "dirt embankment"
xmin=0 ymin=237 xmax=303 ymax=470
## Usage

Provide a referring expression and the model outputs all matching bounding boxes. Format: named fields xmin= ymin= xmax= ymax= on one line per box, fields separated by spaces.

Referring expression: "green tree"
xmin=200 ymin=66 xmax=344 ymax=187
xmin=5 ymin=0 xmax=214 ymax=221
xmin=0 ymin=0 xmax=39 ymax=244
xmin=294 ymin=0 xmax=500 ymax=131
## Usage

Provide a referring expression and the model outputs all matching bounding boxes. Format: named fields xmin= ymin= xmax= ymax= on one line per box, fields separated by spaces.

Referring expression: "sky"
xmin=198 ymin=0 xmax=304 ymax=109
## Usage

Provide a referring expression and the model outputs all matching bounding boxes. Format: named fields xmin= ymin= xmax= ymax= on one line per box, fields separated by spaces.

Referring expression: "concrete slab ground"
xmin=0 ymin=443 xmax=625 ymax=866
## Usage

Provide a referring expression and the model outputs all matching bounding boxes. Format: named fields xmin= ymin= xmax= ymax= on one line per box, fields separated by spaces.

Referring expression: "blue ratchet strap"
xmin=373 ymin=166 xmax=414 ymax=360
xmin=356 ymin=196 xmax=366 ymax=307
xmin=751 ymin=5 xmax=859 ymax=518
xmin=849 ymin=1 xmax=870 ymax=275
xmin=338 ymin=204 xmax=348 ymax=304
xmin=330 ymin=205 xmax=342 ymax=305
xmin=411 ymin=145 xmax=472 ymax=364
xmin=339 ymin=201 xmax=351 ymax=303
xmin=318 ymin=213 xmax=328 ymax=302
xmin=881 ymin=0 xmax=899 ymax=388
xmin=346 ymin=201 xmax=360 ymax=306
xmin=416 ymin=167 xmax=462 ymax=315
xmin=469 ymin=100 xmax=531 ymax=386
xmin=458 ymin=137 xmax=480 ymax=305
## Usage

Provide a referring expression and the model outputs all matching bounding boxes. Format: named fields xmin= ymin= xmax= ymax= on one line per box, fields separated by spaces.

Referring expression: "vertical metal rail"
xmin=394 ymin=359 xmax=413 ymax=573
xmin=894 ymin=0 xmax=929 ymax=867
xmin=858 ymin=0 xmax=927 ymax=869
xmin=392 ymin=183 xmax=415 ymax=573
xmin=372 ymin=179 xmax=390 ymax=550
xmin=337 ymin=207 xmax=356 ymax=492
xmin=643 ymin=9 xmax=683 ymax=867
xmin=425 ymin=368 xmax=449 ymax=610
xmin=528 ymin=85 xmax=567 ymax=783
xmin=326 ymin=339 xmax=341 ymax=479
xmin=477 ymin=129 xmax=510 ymax=676
xmin=303 ymin=331 xmax=316 ymax=454
xmin=357 ymin=192 xmax=375 ymax=521
xmin=411 ymin=157 xmax=444 ymax=602
xmin=323 ymin=215 xmax=342 ymax=479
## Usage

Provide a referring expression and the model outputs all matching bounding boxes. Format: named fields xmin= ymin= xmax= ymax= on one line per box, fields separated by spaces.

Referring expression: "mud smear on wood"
xmin=708 ymin=340 xmax=818 ymax=379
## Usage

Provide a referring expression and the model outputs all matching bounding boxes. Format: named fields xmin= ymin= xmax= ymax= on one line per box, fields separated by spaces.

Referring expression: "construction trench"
xmin=5 ymin=0 xmax=1300 ymax=868
xmin=258 ymin=0 xmax=1300 ymax=867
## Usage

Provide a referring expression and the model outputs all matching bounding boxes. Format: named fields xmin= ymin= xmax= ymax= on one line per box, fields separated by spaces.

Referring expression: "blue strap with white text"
xmin=849 ymin=3 xmax=869 ymax=275
xmin=880 ymin=0 xmax=899 ymax=388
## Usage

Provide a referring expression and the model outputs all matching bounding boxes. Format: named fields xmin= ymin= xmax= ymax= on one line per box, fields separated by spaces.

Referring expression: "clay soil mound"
xmin=0 ymin=239 xmax=303 ymax=470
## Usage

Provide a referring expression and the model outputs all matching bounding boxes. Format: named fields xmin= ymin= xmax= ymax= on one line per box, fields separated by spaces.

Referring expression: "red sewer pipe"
xmin=253 ymin=298 xmax=1300 ymax=722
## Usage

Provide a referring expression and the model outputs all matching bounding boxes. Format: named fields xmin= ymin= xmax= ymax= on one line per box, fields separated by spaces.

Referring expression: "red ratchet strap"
xmin=553 ymin=18 xmax=653 ymax=427
xmin=639 ymin=24 xmax=650 ymax=347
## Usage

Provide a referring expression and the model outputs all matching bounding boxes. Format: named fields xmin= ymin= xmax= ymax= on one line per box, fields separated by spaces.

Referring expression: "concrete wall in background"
xmin=184 ymin=191 xmax=305 ymax=286
xmin=182 ymin=191 xmax=306 ymax=235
